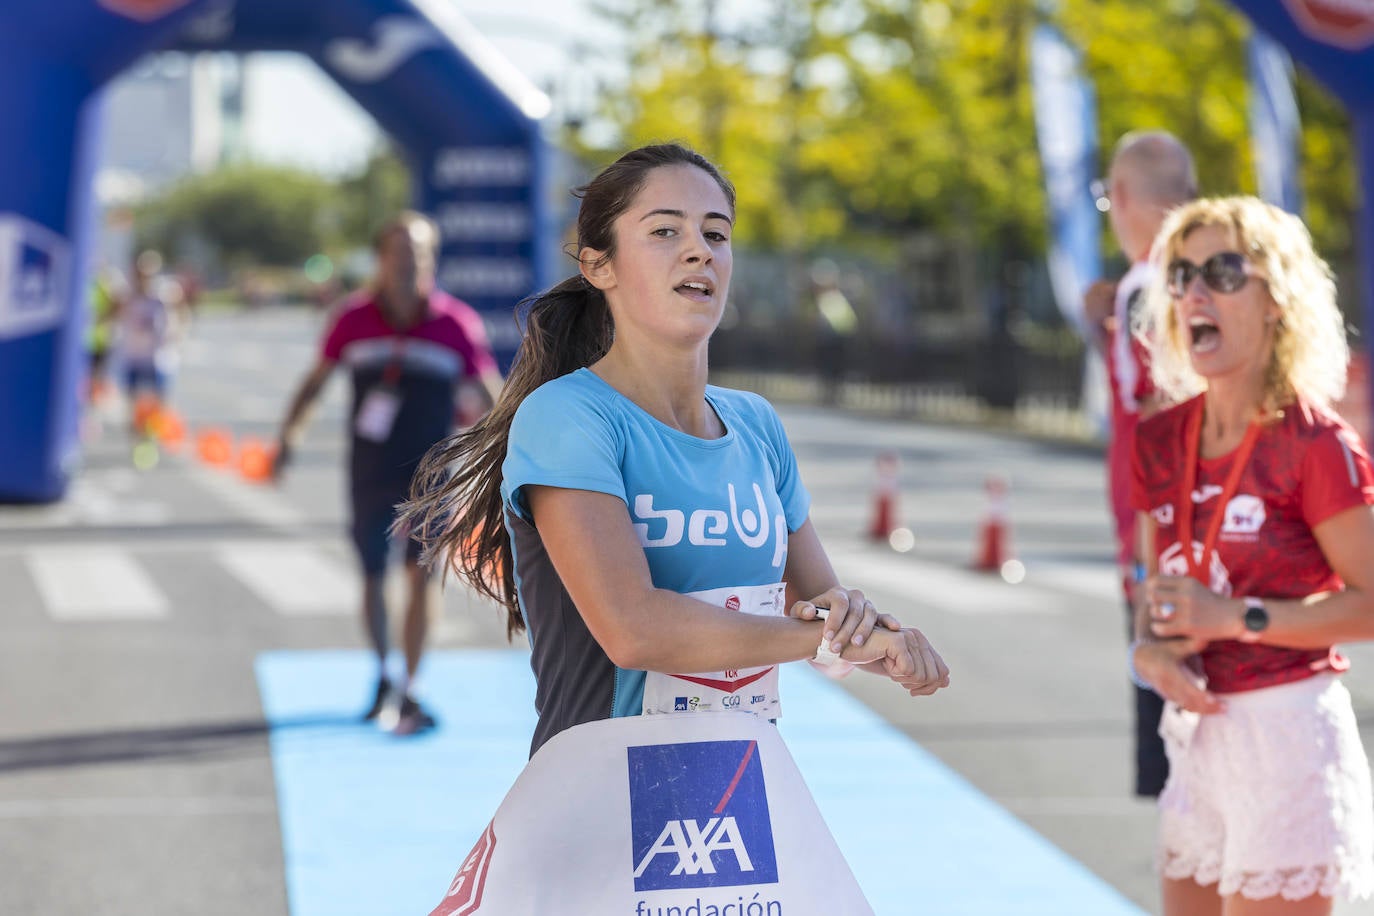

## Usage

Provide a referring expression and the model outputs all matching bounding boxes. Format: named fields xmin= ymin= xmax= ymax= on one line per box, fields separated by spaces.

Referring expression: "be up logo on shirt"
xmin=628 ymin=739 xmax=778 ymax=893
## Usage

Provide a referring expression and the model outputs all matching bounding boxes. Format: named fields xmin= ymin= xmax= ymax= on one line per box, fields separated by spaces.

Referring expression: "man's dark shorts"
xmin=349 ymin=487 xmax=423 ymax=577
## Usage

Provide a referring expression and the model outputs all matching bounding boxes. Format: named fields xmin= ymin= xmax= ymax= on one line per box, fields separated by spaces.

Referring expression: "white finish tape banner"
xmin=430 ymin=712 xmax=874 ymax=916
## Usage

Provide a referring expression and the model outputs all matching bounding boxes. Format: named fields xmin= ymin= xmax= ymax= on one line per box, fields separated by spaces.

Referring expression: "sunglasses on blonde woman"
xmin=1166 ymin=251 xmax=1263 ymax=298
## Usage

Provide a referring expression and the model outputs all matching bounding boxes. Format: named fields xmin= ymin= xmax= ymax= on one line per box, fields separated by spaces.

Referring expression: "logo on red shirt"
xmin=1190 ymin=484 xmax=1223 ymax=504
xmin=1221 ymin=494 xmax=1266 ymax=538
xmin=1160 ymin=540 xmax=1233 ymax=595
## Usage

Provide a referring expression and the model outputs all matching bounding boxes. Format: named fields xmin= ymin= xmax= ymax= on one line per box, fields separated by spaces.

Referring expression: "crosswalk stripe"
xmin=216 ymin=543 xmax=355 ymax=616
xmin=24 ymin=548 xmax=169 ymax=620
xmin=12 ymin=538 xmax=1112 ymax=623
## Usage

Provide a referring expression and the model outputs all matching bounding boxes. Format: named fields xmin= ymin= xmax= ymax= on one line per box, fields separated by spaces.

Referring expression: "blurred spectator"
xmin=114 ymin=249 xmax=188 ymax=431
xmin=1084 ymin=130 xmax=1196 ymax=798
xmin=272 ymin=211 xmax=503 ymax=736
xmin=1132 ymin=196 xmax=1374 ymax=913
xmin=85 ymin=264 xmax=119 ymax=404
xmin=810 ymin=259 xmax=857 ymax=405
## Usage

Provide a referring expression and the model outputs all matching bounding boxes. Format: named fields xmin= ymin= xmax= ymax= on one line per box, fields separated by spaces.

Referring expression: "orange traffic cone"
xmin=150 ymin=408 xmax=187 ymax=452
xmin=973 ymin=474 xmax=1012 ymax=572
xmin=867 ymin=451 xmax=901 ymax=541
xmin=237 ymin=436 xmax=274 ymax=483
xmin=131 ymin=393 xmax=161 ymax=438
xmin=88 ymin=376 xmax=113 ymax=406
xmin=196 ymin=427 xmax=234 ymax=467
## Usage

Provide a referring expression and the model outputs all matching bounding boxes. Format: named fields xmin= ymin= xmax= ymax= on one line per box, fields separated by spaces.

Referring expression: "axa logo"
xmin=628 ymin=740 xmax=778 ymax=892
xmin=632 ymin=816 xmax=754 ymax=879
xmin=325 ymin=17 xmax=441 ymax=83
xmin=631 ymin=484 xmax=786 ymax=568
xmin=1159 ymin=540 xmax=1232 ymax=595
xmin=1221 ymin=494 xmax=1265 ymax=536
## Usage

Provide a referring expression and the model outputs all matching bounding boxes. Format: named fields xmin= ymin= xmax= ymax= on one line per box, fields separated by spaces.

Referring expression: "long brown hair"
xmin=400 ymin=143 xmax=736 ymax=638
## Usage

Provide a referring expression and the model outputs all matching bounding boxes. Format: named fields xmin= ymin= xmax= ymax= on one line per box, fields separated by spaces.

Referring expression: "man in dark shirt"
xmin=274 ymin=212 xmax=503 ymax=735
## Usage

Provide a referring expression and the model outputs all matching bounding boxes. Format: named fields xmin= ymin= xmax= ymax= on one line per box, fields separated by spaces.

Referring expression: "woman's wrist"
xmin=1127 ymin=639 xmax=1153 ymax=691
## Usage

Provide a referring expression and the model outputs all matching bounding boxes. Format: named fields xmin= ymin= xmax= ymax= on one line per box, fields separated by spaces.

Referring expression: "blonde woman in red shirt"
xmin=1131 ymin=196 xmax=1374 ymax=915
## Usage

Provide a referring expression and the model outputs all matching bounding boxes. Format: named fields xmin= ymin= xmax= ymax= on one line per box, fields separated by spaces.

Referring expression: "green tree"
xmin=136 ymin=164 xmax=336 ymax=268
xmin=334 ymin=145 xmax=413 ymax=246
xmin=1060 ymin=0 xmax=1355 ymax=265
xmin=585 ymin=0 xmax=1357 ymax=270
xmin=582 ymin=0 xmax=856 ymax=251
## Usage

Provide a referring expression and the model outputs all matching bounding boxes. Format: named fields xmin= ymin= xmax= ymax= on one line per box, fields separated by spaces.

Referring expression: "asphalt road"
xmin=3 ymin=306 xmax=1372 ymax=915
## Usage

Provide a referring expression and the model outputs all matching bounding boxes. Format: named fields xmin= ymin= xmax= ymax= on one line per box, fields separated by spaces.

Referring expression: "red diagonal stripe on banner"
xmin=714 ymin=740 xmax=758 ymax=814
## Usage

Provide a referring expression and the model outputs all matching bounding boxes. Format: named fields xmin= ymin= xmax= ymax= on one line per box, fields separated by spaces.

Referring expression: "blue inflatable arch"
xmin=0 ymin=0 xmax=552 ymax=502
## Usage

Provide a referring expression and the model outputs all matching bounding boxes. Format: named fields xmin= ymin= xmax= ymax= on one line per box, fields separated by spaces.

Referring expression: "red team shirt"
xmin=1132 ymin=395 xmax=1374 ymax=693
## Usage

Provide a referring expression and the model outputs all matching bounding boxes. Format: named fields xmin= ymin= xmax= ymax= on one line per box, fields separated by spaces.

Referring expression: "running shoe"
xmin=392 ymin=695 xmax=437 ymax=736
xmin=362 ymin=677 xmax=392 ymax=722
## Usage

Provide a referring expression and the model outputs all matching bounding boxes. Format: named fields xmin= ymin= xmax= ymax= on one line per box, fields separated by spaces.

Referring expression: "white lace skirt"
xmin=1157 ymin=673 xmax=1374 ymax=901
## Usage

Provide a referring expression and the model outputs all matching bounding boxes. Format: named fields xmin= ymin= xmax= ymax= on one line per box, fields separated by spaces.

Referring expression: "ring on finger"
xmin=1158 ymin=602 xmax=1176 ymax=619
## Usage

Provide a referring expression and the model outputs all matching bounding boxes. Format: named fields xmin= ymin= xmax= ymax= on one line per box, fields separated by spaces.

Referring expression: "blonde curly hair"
xmin=1136 ymin=196 xmax=1349 ymax=411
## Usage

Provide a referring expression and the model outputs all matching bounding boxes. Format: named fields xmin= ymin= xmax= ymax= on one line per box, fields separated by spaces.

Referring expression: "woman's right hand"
xmin=1133 ymin=637 xmax=1226 ymax=715
xmin=847 ymin=626 xmax=950 ymax=696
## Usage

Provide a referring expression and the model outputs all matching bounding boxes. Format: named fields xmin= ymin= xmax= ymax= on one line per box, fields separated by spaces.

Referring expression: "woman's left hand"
xmin=1146 ymin=575 xmax=1239 ymax=641
xmin=864 ymin=627 xmax=950 ymax=696
xmin=789 ymin=586 xmax=901 ymax=654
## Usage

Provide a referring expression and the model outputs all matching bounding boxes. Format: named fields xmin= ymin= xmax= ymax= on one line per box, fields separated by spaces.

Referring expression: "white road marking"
xmin=216 ymin=542 xmax=355 ymax=616
xmin=24 ymin=549 xmax=169 ymax=620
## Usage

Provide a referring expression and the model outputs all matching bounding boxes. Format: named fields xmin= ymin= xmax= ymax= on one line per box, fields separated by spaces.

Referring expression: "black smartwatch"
xmin=1241 ymin=597 xmax=1269 ymax=643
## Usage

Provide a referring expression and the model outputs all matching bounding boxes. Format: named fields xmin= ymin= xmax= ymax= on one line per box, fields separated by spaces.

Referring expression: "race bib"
xmin=642 ymin=582 xmax=787 ymax=720
xmin=354 ymin=385 xmax=401 ymax=442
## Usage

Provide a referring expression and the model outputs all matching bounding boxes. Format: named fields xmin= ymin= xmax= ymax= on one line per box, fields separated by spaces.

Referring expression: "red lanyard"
xmin=1176 ymin=401 xmax=1262 ymax=584
xmin=380 ymin=337 xmax=408 ymax=386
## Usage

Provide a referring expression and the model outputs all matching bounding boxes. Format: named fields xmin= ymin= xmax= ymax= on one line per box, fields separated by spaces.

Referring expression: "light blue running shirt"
xmin=501 ymin=368 xmax=811 ymax=753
